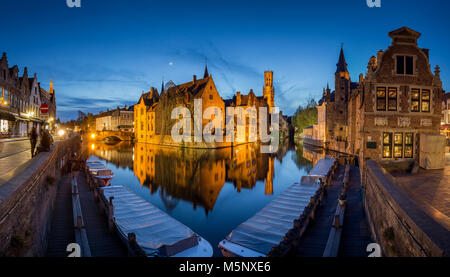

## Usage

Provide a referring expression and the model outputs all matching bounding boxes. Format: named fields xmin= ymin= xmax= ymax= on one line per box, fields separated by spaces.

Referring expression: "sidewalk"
xmin=0 ymin=136 xmax=29 ymax=143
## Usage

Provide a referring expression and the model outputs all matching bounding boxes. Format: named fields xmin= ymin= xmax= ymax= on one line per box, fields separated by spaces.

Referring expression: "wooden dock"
xmin=338 ymin=166 xmax=373 ymax=257
xmin=46 ymin=175 xmax=75 ymax=257
xmin=294 ymin=165 xmax=344 ymax=257
xmin=46 ymin=170 xmax=127 ymax=257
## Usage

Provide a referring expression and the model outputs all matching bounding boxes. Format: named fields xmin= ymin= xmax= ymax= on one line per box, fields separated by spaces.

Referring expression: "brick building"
xmin=95 ymin=106 xmax=134 ymax=132
xmin=134 ymin=66 xmax=281 ymax=145
xmin=441 ymin=92 xmax=450 ymax=139
xmin=317 ymin=27 xmax=445 ymax=169
xmin=0 ymin=53 xmax=56 ymax=137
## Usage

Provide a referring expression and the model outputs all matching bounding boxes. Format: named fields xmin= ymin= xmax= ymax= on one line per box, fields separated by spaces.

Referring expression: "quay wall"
xmin=0 ymin=136 xmax=80 ymax=256
xmin=363 ymin=160 xmax=449 ymax=257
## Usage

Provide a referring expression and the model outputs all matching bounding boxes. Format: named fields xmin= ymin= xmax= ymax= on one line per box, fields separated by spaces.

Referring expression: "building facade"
xmin=316 ymin=27 xmax=445 ymax=168
xmin=0 ymin=53 xmax=56 ymax=137
xmin=441 ymin=92 xmax=450 ymax=139
xmin=134 ymin=67 xmax=278 ymax=145
xmin=95 ymin=106 xmax=134 ymax=132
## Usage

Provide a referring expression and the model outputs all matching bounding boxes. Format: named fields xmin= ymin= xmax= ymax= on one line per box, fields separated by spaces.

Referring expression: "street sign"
xmin=40 ymin=104 xmax=49 ymax=114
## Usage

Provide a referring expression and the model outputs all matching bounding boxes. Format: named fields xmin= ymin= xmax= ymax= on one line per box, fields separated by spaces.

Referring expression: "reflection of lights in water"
xmin=91 ymin=144 xmax=95 ymax=150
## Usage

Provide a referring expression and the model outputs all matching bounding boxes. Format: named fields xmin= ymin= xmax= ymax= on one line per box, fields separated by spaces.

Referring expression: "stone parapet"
xmin=364 ymin=160 xmax=449 ymax=256
xmin=0 ymin=135 xmax=80 ymax=256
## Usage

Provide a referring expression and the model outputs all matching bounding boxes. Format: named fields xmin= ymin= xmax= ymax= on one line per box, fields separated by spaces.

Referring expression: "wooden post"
xmin=94 ymin=187 xmax=98 ymax=202
xmin=77 ymin=215 xmax=82 ymax=230
xmin=108 ymin=196 xmax=115 ymax=232
xmin=334 ymin=214 xmax=340 ymax=229
xmin=128 ymin=233 xmax=136 ymax=257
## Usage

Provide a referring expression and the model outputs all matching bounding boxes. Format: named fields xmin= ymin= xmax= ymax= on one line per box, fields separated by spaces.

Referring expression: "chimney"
xmin=193 ymin=75 xmax=197 ymax=83
xmin=236 ymin=92 xmax=241 ymax=106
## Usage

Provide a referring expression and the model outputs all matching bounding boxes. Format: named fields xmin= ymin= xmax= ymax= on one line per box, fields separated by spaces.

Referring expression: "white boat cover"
xmin=308 ymin=157 xmax=335 ymax=178
xmin=224 ymin=182 xmax=319 ymax=256
xmin=224 ymin=157 xmax=335 ymax=256
xmin=101 ymin=185 xmax=199 ymax=256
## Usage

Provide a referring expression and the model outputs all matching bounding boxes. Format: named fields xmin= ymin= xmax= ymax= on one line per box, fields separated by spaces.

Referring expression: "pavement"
xmin=0 ymin=138 xmax=37 ymax=186
xmin=393 ymin=153 xmax=450 ymax=231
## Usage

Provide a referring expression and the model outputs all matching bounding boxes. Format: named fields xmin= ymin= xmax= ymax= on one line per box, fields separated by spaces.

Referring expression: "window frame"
xmin=411 ymin=88 xmax=420 ymax=112
xmin=404 ymin=133 xmax=414 ymax=158
xmin=376 ymin=87 xmax=387 ymax=111
xmin=421 ymin=89 xmax=431 ymax=113
xmin=383 ymin=132 xmax=393 ymax=158
xmin=388 ymin=87 xmax=398 ymax=111
xmin=394 ymin=133 xmax=403 ymax=158
xmin=395 ymin=55 xmax=414 ymax=75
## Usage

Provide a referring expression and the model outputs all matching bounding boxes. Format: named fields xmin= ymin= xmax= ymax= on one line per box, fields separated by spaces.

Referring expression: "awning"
xmin=0 ymin=110 xmax=16 ymax=121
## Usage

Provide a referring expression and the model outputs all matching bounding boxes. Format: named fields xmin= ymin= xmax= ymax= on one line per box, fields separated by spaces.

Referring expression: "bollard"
xmin=77 ymin=216 xmax=82 ymax=230
xmin=108 ymin=196 xmax=115 ymax=232
xmin=94 ymin=188 xmax=98 ymax=202
xmin=128 ymin=233 xmax=137 ymax=256
xmin=334 ymin=214 xmax=340 ymax=229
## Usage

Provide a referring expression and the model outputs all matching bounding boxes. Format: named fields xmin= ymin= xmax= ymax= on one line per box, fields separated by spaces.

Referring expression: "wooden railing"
xmin=71 ymin=177 xmax=91 ymax=257
xmin=323 ymin=164 xmax=350 ymax=257
xmin=267 ymin=160 xmax=339 ymax=257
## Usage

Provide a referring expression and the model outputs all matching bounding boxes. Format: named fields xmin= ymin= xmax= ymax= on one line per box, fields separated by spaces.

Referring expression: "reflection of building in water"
xmin=132 ymin=143 xmax=276 ymax=212
xmin=90 ymin=142 xmax=134 ymax=169
xmin=133 ymin=144 xmax=227 ymax=211
xmin=302 ymin=144 xmax=326 ymax=167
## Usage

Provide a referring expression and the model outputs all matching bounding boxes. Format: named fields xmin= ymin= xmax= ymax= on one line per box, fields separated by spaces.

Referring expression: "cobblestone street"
xmin=394 ymin=153 xmax=450 ymax=231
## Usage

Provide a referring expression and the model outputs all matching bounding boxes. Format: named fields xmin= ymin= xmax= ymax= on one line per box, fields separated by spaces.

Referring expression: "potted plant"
xmin=338 ymin=192 xmax=347 ymax=206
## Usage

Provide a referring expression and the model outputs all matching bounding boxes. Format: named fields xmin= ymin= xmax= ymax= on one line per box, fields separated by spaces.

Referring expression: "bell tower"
xmin=263 ymin=71 xmax=275 ymax=112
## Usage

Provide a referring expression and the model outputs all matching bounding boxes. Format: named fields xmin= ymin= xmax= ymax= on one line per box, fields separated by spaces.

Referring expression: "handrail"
xmin=323 ymin=164 xmax=350 ymax=257
xmin=71 ymin=177 xmax=91 ymax=257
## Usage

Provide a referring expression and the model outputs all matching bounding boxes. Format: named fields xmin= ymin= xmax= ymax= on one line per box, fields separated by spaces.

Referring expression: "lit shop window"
xmin=411 ymin=89 xmax=420 ymax=112
xmin=376 ymin=87 xmax=386 ymax=111
xmin=394 ymin=133 xmax=403 ymax=158
xmin=388 ymin=88 xmax=397 ymax=111
xmin=405 ymin=133 xmax=414 ymax=158
xmin=421 ymin=90 xmax=430 ymax=112
xmin=383 ymin=133 xmax=393 ymax=158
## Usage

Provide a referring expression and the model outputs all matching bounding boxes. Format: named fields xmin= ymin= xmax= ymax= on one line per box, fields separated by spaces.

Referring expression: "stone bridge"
xmin=93 ymin=131 xmax=134 ymax=141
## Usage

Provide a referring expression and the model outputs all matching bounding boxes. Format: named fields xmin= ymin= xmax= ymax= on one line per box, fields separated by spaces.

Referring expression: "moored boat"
xmin=219 ymin=157 xmax=336 ymax=257
xmin=101 ymin=185 xmax=213 ymax=257
xmin=86 ymin=159 xmax=114 ymax=186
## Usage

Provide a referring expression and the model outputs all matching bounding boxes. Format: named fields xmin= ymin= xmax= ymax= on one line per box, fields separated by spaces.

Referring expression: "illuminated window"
xmin=388 ymin=88 xmax=397 ymax=111
xmin=411 ymin=89 xmax=420 ymax=112
xmin=422 ymin=90 xmax=430 ymax=112
xmin=376 ymin=87 xmax=386 ymax=111
xmin=383 ymin=133 xmax=392 ymax=158
xmin=405 ymin=133 xmax=414 ymax=158
xmin=394 ymin=133 xmax=403 ymax=158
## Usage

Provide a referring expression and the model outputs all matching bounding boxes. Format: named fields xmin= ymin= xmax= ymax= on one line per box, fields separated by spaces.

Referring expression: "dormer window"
xmin=396 ymin=55 xmax=414 ymax=75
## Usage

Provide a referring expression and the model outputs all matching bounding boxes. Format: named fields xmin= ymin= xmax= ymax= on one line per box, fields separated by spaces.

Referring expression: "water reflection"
xmin=133 ymin=143 xmax=280 ymax=212
xmin=88 ymin=141 xmax=325 ymax=212
xmin=87 ymin=140 xmax=321 ymax=256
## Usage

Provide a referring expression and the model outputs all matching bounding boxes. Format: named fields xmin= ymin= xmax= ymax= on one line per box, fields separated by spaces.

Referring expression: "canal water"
xmin=86 ymin=140 xmax=324 ymax=256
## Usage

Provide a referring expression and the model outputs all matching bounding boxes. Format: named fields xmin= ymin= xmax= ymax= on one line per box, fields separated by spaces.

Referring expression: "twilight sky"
xmin=1 ymin=0 xmax=449 ymax=121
